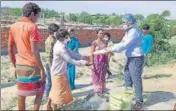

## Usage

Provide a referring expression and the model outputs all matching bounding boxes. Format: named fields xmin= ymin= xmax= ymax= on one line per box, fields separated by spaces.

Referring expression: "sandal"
xmin=133 ymin=102 xmax=143 ymax=110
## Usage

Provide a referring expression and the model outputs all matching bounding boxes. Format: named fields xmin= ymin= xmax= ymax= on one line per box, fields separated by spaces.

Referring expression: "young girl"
xmin=91 ymin=29 xmax=108 ymax=94
xmin=47 ymin=29 xmax=91 ymax=110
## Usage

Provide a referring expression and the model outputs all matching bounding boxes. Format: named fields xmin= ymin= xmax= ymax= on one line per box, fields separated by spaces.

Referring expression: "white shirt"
xmin=110 ymin=25 xmax=144 ymax=57
xmin=51 ymin=41 xmax=85 ymax=75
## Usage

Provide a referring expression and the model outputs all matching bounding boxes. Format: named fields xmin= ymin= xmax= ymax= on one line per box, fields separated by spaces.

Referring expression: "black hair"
xmin=70 ymin=28 xmax=75 ymax=32
xmin=56 ymin=29 xmax=69 ymax=40
xmin=142 ymin=24 xmax=150 ymax=30
xmin=22 ymin=2 xmax=41 ymax=17
xmin=104 ymin=32 xmax=111 ymax=40
xmin=48 ymin=23 xmax=60 ymax=35
xmin=96 ymin=28 xmax=103 ymax=34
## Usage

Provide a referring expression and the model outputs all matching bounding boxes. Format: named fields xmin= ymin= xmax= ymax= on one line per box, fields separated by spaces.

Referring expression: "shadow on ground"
xmin=143 ymin=73 xmax=173 ymax=79
xmin=108 ymin=74 xmax=117 ymax=79
xmin=75 ymin=83 xmax=92 ymax=89
xmin=73 ymin=88 xmax=110 ymax=98
xmin=1 ymin=82 xmax=16 ymax=89
xmin=143 ymin=91 xmax=176 ymax=109
xmin=73 ymin=89 xmax=94 ymax=98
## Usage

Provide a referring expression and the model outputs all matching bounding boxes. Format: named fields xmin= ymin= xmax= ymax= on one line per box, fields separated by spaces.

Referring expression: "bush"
xmin=140 ymin=14 xmax=171 ymax=53
xmin=147 ymin=45 xmax=176 ymax=66
xmin=140 ymin=11 xmax=176 ymax=66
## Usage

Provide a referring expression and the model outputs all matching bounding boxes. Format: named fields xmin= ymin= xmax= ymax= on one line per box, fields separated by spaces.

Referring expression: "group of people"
xmin=8 ymin=2 xmax=154 ymax=111
xmin=92 ymin=15 xmax=153 ymax=110
xmin=44 ymin=24 xmax=115 ymax=110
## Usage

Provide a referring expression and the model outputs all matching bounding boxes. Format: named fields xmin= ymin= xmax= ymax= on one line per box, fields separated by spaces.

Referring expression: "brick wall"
xmin=1 ymin=27 xmax=9 ymax=48
xmin=1 ymin=27 xmax=125 ymax=48
xmin=1 ymin=26 xmax=125 ymax=55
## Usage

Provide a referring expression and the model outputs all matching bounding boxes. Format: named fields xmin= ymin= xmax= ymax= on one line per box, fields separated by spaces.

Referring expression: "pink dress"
xmin=92 ymin=40 xmax=108 ymax=93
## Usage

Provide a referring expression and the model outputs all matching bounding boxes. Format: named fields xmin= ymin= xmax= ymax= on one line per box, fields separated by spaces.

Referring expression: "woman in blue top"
xmin=67 ymin=27 xmax=80 ymax=90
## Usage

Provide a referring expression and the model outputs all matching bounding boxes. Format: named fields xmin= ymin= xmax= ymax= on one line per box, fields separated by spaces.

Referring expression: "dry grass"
xmin=1 ymin=46 xmax=176 ymax=110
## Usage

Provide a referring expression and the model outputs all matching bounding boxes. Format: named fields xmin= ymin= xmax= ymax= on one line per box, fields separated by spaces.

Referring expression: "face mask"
xmin=53 ymin=32 xmax=57 ymax=38
xmin=123 ymin=25 xmax=129 ymax=31
xmin=104 ymin=37 xmax=109 ymax=42
xmin=63 ymin=38 xmax=70 ymax=44
xmin=70 ymin=33 xmax=75 ymax=38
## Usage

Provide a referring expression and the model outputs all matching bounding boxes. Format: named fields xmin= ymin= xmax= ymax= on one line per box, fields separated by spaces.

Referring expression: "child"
xmin=141 ymin=24 xmax=153 ymax=79
xmin=44 ymin=23 xmax=59 ymax=99
xmin=104 ymin=32 xmax=113 ymax=79
xmin=46 ymin=29 xmax=91 ymax=110
xmin=141 ymin=24 xmax=153 ymax=66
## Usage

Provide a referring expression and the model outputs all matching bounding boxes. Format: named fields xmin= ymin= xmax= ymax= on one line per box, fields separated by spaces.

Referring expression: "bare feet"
xmin=46 ymin=105 xmax=53 ymax=111
xmin=51 ymin=104 xmax=57 ymax=111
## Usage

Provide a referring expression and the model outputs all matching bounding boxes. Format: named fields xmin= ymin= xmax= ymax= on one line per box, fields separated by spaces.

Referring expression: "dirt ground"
xmin=1 ymin=47 xmax=176 ymax=110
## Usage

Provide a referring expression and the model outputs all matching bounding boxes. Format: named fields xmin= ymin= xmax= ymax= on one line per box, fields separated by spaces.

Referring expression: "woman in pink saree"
xmin=91 ymin=29 xmax=108 ymax=94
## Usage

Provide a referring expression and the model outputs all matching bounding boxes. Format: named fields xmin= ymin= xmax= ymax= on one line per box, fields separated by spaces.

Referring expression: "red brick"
xmin=1 ymin=27 xmax=125 ymax=48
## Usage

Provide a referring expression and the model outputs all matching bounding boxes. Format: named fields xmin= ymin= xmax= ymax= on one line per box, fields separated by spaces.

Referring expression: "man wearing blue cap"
xmin=93 ymin=14 xmax=144 ymax=110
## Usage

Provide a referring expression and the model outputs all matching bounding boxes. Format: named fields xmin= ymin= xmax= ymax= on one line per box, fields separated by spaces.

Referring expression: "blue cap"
xmin=122 ymin=14 xmax=136 ymax=23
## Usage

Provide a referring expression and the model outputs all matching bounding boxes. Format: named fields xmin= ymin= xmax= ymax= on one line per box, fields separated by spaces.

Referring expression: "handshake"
xmin=93 ymin=48 xmax=112 ymax=55
xmin=81 ymin=48 xmax=112 ymax=67
xmin=82 ymin=55 xmax=92 ymax=66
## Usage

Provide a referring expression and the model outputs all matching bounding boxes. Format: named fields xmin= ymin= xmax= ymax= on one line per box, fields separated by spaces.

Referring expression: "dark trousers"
xmin=124 ymin=56 xmax=144 ymax=104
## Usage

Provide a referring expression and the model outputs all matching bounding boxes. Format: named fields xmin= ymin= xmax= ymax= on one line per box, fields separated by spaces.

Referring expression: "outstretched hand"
xmin=83 ymin=56 xmax=91 ymax=61
xmin=93 ymin=48 xmax=111 ymax=55
xmin=85 ymin=61 xmax=92 ymax=66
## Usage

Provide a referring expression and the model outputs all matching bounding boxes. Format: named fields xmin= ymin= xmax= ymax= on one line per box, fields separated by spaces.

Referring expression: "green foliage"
xmin=10 ymin=8 xmax=22 ymax=16
xmin=69 ymin=13 xmax=78 ymax=22
xmin=161 ymin=10 xmax=171 ymax=18
xmin=140 ymin=10 xmax=176 ymax=66
xmin=42 ymin=8 xmax=58 ymax=18
xmin=78 ymin=11 xmax=93 ymax=24
xmin=168 ymin=20 xmax=176 ymax=36
xmin=109 ymin=16 xmax=123 ymax=26
xmin=1 ymin=7 xmax=22 ymax=16
xmin=140 ymin=13 xmax=172 ymax=53
xmin=1 ymin=7 xmax=58 ymax=19
xmin=135 ymin=14 xmax=144 ymax=22
xmin=147 ymin=45 xmax=176 ymax=66
xmin=2 ymin=7 xmax=176 ymax=66
xmin=67 ymin=11 xmax=123 ymax=25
